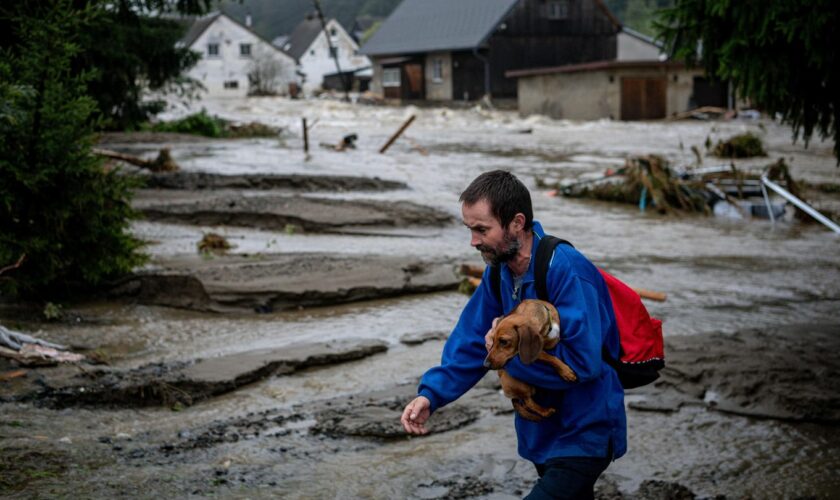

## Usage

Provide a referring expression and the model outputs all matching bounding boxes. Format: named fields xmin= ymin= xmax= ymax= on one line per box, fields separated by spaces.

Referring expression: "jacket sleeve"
xmin=417 ymin=268 xmax=503 ymax=413
xmin=504 ymin=266 xmax=606 ymax=391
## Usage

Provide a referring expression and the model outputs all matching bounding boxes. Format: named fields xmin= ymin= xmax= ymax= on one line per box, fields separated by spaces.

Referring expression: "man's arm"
xmin=401 ymin=267 xmax=503 ymax=435
xmin=505 ymin=270 xmax=607 ymax=390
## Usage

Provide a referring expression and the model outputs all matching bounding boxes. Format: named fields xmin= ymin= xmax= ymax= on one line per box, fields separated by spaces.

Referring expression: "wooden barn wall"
xmin=487 ymin=0 xmax=620 ymax=98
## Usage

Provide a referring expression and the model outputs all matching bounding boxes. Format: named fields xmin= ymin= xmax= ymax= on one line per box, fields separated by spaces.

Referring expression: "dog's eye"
xmin=499 ymin=339 xmax=508 ymax=346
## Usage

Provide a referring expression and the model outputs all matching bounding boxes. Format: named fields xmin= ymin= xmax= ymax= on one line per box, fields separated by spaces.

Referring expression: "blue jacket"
xmin=418 ymin=221 xmax=626 ymax=464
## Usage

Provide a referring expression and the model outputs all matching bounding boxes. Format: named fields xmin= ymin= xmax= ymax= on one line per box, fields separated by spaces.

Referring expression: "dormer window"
xmin=207 ymin=43 xmax=220 ymax=56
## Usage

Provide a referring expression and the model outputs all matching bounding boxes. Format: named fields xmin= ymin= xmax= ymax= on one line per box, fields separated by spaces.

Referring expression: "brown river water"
xmin=2 ymin=98 xmax=839 ymax=498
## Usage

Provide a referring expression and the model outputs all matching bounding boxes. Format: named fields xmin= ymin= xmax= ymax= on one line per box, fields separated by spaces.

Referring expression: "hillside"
xmin=218 ymin=0 xmax=400 ymax=40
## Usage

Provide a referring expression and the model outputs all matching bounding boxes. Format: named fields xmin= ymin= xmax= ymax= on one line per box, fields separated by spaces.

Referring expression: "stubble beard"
xmin=477 ymin=230 xmax=521 ymax=267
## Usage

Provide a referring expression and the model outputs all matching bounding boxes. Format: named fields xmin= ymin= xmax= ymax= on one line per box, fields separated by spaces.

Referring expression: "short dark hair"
xmin=460 ymin=170 xmax=533 ymax=230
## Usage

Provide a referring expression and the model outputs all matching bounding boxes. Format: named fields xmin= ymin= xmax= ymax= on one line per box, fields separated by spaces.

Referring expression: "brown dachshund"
xmin=484 ymin=299 xmax=577 ymax=421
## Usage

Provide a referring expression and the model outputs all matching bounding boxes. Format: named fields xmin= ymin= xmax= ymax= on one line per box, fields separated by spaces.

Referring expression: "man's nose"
xmin=471 ymin=234 xmax=482 ymax=247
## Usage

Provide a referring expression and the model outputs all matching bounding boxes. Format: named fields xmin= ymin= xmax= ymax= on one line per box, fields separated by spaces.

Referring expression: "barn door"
xmin=403 ymin=63 xmax=424 ymax=99
xmin=621 ymin=77 xmax=667 ymax=120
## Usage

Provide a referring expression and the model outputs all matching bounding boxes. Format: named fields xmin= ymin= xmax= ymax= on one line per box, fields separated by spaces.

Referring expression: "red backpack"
xmin=489 ymin=235 xmax=665 ymax=389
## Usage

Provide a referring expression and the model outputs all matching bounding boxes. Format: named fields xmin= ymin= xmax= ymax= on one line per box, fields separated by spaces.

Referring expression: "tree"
xmin=0 ymin=1 xmax=145 ymax=299
xmin=656 ymin=0 xmax=840 ymax=162
xmin=0 ymin=0 xmax=214 ymax=130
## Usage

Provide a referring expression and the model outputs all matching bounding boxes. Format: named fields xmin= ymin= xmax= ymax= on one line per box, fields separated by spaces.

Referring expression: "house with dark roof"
xmin=278 ymin=15 xmax=370 ymax=94
xmin=358 ymin=0 xmax=621 ymax=101
xmin=179 ymin=12 xmax=298 ymax=97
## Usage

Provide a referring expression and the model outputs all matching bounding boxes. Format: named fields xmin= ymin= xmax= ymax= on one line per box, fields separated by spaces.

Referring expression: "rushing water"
xmin=3 ymin=97 xmax=840 ymax=498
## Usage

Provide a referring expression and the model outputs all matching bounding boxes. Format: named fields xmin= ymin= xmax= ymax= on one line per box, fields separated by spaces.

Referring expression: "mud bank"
xmin=97 ymin=131 xmax=216 ymax=144
xmin=632 ymin=323 xmax=840 ymax=423
xmin=135 ymin=193 xmax=453 ymax=234
xmin=1 ymin=339 xmax=387 ymax=408
xmin=109 ymin=254 xmax=460 ymax=312
xmin=141 ymin=171 xmax=408 ymax=192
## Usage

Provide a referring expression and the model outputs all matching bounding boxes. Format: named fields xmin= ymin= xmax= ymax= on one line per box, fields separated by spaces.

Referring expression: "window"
xmin=310 ymin=49 xmax=315 ymax=56
xmin=207 ymin=43 xmax=220 ymax=56
xmin=239 ymin=43 xmax=252 ymax=57
xmin=329 ymin=46 xmax=338 ymax=58
xmin=382 ymin=68 xmax=400 ymax=87
xmin=329 ymin=27 xmax=337 ymax=37
xmin=223 ymin=80 xmax=239 ymax=89
xmin=546 ymin=0 xmax=569 ymax=20
xmin=432 ymin=59 xmax=443 ymax=83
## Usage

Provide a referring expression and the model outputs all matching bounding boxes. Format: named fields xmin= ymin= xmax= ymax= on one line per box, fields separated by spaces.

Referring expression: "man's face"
xmin=462 ymin=199 xmax=521 ymax=266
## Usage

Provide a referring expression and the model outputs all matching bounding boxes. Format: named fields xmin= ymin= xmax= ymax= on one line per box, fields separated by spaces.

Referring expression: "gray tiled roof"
xmin=283 ymin=17 xmax=324 ymax=60
xmin=179 ymin=12 xmax=221 ymax=48
xmin=359 ymin=0 xmax=519 ymax=56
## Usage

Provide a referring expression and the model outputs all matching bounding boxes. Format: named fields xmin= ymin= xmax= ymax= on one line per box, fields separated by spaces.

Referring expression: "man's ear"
xmin=508 ymin=213 xmax=526 ymax=233
xmin=519 ymin=325 xmax=543 ymax=364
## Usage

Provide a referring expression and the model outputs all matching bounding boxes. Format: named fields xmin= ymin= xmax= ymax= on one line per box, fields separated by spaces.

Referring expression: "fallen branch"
xmin=92 ymin=147 xmax=179 ymax=172
xmin=0 ymin=254 xmax=25 ymax=277
xmin=0 ymin=325 xmax=85 ymax=366
xmin=379 ymin=115 xmax=416 ymax=154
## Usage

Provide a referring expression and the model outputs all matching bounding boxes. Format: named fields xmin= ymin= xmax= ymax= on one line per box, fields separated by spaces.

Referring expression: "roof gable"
xmin=359 ymin=0 xmax=519 ymax=56
xmin=181 ymin=12 xmax=296 ymax=62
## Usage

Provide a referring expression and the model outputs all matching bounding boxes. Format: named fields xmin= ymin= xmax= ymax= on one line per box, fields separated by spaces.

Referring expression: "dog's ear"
xmin=519 ymin=325 xmax=543 ymax=364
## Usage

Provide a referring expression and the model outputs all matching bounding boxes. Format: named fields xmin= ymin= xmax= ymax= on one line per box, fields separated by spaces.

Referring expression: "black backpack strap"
xmin=488 ymin=264 xmax=501 ymax=303
xmin=534 ymin=235 xmax=573 ymax=301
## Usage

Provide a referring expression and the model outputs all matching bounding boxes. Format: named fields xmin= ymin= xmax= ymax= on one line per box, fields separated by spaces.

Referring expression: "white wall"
xmin=298 ymin=19 xmax=370 ymax=93
xmin=617 ymin=32 xmax=663 ymax=61
xmin=188 ymin=15 xmax=297 ymax=98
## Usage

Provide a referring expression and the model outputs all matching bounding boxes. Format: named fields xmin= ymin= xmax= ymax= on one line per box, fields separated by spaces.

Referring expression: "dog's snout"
xmin=483 ymin=355 xmax=491 ymax=368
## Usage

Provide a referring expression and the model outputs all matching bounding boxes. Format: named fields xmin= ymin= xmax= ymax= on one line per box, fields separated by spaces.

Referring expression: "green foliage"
xmin=0 ymin=1 xmax=145 ymax=299
xmin=146 ymin=111 xmax=226 ymax=137
xmin=656 ymin=0 xmax=840 ymax=162
xmin=712 ymin=133 xmax=767 ymax=158
xmin=0 ymin=0 xmax=212 ymax=131
xmin=144 ymin=111 xmax=281 ymax=138
xmin=219 ymin=0 xmax=402 ymax=41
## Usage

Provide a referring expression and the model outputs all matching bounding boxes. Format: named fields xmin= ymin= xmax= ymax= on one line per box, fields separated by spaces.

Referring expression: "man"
xmin=400 ymin=170 xmax=626 ymax=499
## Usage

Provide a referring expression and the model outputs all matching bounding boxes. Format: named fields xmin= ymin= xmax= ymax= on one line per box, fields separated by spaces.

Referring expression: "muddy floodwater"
xmin=2 ymin=97 xmax=840 ymax=499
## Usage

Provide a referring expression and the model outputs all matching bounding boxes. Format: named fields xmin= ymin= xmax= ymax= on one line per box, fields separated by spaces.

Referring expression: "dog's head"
xmin=483 ymin=299 xmax=560 ymax=370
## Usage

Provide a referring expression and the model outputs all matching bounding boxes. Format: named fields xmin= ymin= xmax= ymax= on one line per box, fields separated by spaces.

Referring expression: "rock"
xmin=636 ymin=324 xmax=840 ymax=423
xmin=135 ymin=194 xmax=452 ymax=233
xmin=634 ymin=480 xmax=695 ymax=500
xmin=399 ymin=330 xmax=449 ymax=345
xmin=110 ymin=254 xmax=460 ymax=312
xmin=10 ymin=339 xmax=388 ymax=409
xmin=141 ymin=172 xmax=407 ymax=192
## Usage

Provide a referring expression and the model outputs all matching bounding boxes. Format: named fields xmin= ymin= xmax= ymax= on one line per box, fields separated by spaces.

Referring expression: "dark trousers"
xmin=523 ymin=454 xmax=612 ymax=500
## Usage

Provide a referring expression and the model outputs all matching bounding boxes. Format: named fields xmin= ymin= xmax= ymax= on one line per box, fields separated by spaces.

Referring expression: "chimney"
xmin=245 ymin=14 xmax=252 ymax=27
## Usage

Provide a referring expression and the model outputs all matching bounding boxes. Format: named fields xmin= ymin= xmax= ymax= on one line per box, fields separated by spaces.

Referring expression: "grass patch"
xmin=142 ymin=111 xmax=280 ymax=139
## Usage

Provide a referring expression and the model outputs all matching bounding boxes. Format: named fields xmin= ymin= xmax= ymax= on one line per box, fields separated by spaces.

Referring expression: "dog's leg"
xmin=512 ymin=399 xmax=545 ymax=421
xmin=537 ymin=351 xmax=577 ymax=382
xmin=519 ymin=396 xmax=556 ymax=419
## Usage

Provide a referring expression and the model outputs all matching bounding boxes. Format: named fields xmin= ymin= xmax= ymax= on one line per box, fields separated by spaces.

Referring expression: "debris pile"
xmin=555 ymin=156 xmax=839 ymax=228
xmin=197 ymin=233 xmax=232 ymax=255
xmin=712 ymin=132 xmax=766 ymax=158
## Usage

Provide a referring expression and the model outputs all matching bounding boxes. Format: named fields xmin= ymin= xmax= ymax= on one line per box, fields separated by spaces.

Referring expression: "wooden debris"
xmin=379 ymin=115 xmax=416 ymax=154
xmin=0 ymin=369 xmax=27 ymax=381
xmin=93 ymin=147 xmax=179 ymax=172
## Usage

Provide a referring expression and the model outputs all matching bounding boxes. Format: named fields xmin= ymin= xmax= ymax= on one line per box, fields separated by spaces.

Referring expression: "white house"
xmin=279 ymin=16 xmax=370 ymax=94
xmin=180 ymin=12 xmax=298 ymax=98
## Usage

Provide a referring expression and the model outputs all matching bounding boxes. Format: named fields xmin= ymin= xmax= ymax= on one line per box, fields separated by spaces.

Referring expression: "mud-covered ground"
xmin=2 ymin=96 xmax=840 ymax=499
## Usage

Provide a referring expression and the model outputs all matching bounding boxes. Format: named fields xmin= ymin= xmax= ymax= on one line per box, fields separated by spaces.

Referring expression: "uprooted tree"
xmin=656 ymin=0 xmax=840 ymax=163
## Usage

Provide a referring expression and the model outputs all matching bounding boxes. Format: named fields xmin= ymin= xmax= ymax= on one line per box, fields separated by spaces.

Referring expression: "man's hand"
xmin=400 ymin=396 xmax=431 ymax=435
xmin=484 ymin=316 xmax=502 ymax=352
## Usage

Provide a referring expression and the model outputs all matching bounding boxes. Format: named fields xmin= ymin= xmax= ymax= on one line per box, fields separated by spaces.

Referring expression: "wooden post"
xmin=379 ymin=115 xmax=416 ymax=154
xmin=302 ymin=118 xmax=309 ymax=153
